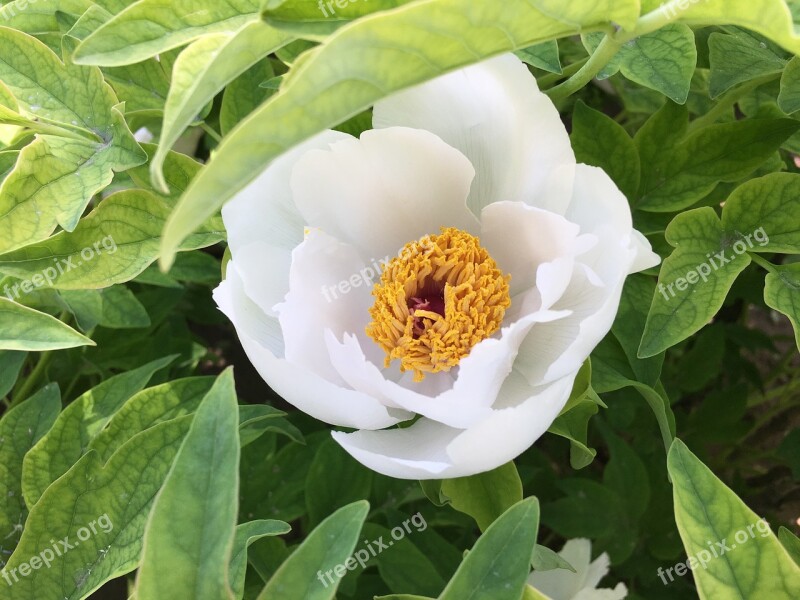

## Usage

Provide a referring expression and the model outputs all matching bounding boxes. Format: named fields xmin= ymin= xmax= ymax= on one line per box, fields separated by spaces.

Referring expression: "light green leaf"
xmin=75 ymin=0 xmax=262 ymax=66
xmin=263 ymin=0 xmax=416 ymax=38
xmin=439 ymin=497 xmax=540 ymax=600
xmin=21 ymin=355 xmax=175 ymax=506
xmin=721 ymin=172 xmax=800 ymax=254
xmin=158 ymin=0 xmax=641 ymax=267
xmin=0 ymin=298 xmax=94 ymax=351
xmin=531 ymin=544 xmax=576 ymax=573
xmin=0 ymin=384 xmax=60 ymax=559
xmin=667 ymin=0 xmax=800 ymax=55
xmin=257 ymin=500 xmax=369 ymax=600
xmin=1 ymin=417 xmax=192 ymax=600
xmin=708 ymin=31 xmax=786 ymax=98
xmin=779 ymin=56 xmax=800 ymax=113
xmin=764 ymin=263 xmax=800 ymax=352
xmin=640 ymin=208 xmax=752 ymax=357
xmin=0 ymin=189 xmax=224 ymax=289
xmin=668 ymin=439 xmax=800 ymax=599
xmin=440 ymin=462 xmax=523 ymax=532
xmin=229 ymin=520 xmax=292 ymax=599
xmin=570 ymin=100 xmax=640 ymax=199
xmin=88 ymin=376 xmax=215 ymax=462
xmin=104 ymin=57 xmax=172 ymax=113
xmin=151 ymin=20 xmax=292 ymax=191
xmin=136 ymin=370 xmax=240 ymax=600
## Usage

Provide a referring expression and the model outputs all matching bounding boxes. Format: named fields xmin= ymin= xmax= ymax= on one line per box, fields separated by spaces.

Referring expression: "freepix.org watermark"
xmin=1 ymin=514 xmax=113 ymax=587
xmin=658 ymin=227 xmax=768 ymax=301
xmin=0 ymin=0 xmax=39 ymax=21
xmin=317 ymin=0 xmax=368 ymax=18
xmin=316 ymin=512 xmax=427 ymax=588
xmin=2 ymin=235 xmax=117 ymax=301
xmin=659 ymin=0 xmax=713 ymax=20
xmin=656 ymin=518 xmax=771 ymax=585
xmin=321 ymin=237 xmax=435 ymax=303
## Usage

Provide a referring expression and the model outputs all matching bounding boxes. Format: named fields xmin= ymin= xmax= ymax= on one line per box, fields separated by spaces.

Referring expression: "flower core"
xmin=366 ymin=227 xmax=511 ymax=381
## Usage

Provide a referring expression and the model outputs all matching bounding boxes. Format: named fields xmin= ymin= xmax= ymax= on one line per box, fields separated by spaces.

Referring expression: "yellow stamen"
xmin=366 ymin=227 xmax=511 ymax=381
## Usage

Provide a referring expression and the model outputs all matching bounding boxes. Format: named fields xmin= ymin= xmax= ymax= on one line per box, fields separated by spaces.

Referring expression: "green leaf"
xmin=778 ymin=526 xmax=800 ymax=566
xmin=360 ymin=522 xmax=447 ymax=597
xmin=515 ymin=40 xmax=561 ymax=74
xmin=229 ymin=520 xmax=292 ymax=599
xmin=220 ymin=60 xmax=275 ymax=135
xmin=548 ymin=398 xmax=599 ymax=469
xmin=151 ymin=20 xmax=292 ymax=191
xmin=586 ymin=25 xmax=697 ymax=103
xmin=708 ymin=31 xmax=786 ymax=98
xmin=764 ymin=263 xmax=800 ymax=352
xmin=0 ymin=350 xmax=26 ymax=398
xmin=257 ymin=500 xmax=369 ymax=600
xmin=667 ymin=0 xmax=800 ymax=55
xmin=1 ymin=417 xmax=192 ymax=599
xmin=639 ymin=208 xmax=753 ymax=357
xmin=440 ymin=461 xmax=523 ymax=531
xmin=74 ymin=0 xmax=262 ymax=66
xmin=600 ymin=423 xmax=650 ymax=520
xmin=570 ymin=100 xmax=640 ymax=199
xmin=158 ymin=0 xmax=641 ymax=267
xmin=0 ymin=384 xmax=60 ymax=558
xmin=530 ymin=544 xmax=575 ymax=573
xmin=637 ymin=109 xmax=798 ymax=212
xmin=305 ymin=437 xmax=372 ymax=528
xmin=0 ymin=189 xmax=224 ymax=289
xmin=0 ymin=27 xmax=146 ymax=251
xmin=21 ymin=355 xmax=175 ymax=506
xmin=778 ymin=56 xmax=800 ymax=113
xmin=263 ymin=0 xmax=416 ymax=39
xmin=59 ymin=286 xmax=150 ymax=330
xmin=439 ymin=497 xmax=540 ymax=600
xmin=667 ymin=439 xmax=800 ymax=599
xmin=88 ymin=376 xmax=215 ymax=462
xmin=721 ymin=172 xmax=800 ymax=253
xmin=136 ymin=369 xmax=241 ymax=600
xmin=0 ymin=298 xmax=94 ymax=351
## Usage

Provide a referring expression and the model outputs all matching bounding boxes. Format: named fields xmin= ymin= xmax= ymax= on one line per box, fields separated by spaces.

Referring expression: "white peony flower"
xmin=213 ymin=54 xmax=659 ymax=479
xmin=527 ymin=539 xmax=628 ymax=600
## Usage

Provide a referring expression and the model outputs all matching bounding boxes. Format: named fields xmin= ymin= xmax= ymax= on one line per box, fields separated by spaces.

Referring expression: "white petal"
xmin=291 ymin=127 xmax=479 ymax=261
xmin=584 ymin=552 xmax=612 ymax=590
xmin=332 ymin=374 xmax=575 ymax=479
xmin=573 ymin=585 xmax=628 ymax=600
xmin=277 ymin=229 xmax=382 ymax=384
xmin=222 ymin=129 xmax=352 ymax=254
xmin=214 ymin=260 xmax=410 ymax=429
xmin=565 ymin=165 xmax=660 ymax=276
xmin=374 ymin=54 xmax=575 ymax=216
xmin=480 ymin=201 xmax=588 ymax=297
xmin=528 ymin=539 xmax=592 ymax=600
xmin=326 ymin=309 xmax=570 ymax=429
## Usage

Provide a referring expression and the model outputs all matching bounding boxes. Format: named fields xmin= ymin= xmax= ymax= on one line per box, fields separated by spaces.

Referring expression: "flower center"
xmin=366 ymin=227 xmax=511 ymax=381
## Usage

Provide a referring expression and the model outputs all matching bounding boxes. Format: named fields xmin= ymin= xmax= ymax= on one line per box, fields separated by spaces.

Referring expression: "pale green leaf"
xmin=440 ymin=462 xmax=523 ymax=531
xmin=0 ymin=298 xmax=94 ymax=351
xmin=708 ymin=31 xmax=786 ymax=98
xmin=764 ymin=263 xmax=800 ymax=352
xmin=668 ymin=439 xmax=800 ymax=599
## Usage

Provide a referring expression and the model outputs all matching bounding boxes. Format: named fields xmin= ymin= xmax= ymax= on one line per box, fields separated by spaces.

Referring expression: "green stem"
xmin=536 ymin=58 xmax=589 ymax=89
xmin=200 ymin=122 xmax=223 ymax=144
xmin=11 ymin=351 xmax=53 ymax=408
xmin=688 ymin=73 xmax=781 ymax=132
xmin=546 ymin=1 xmax=683 ymax=103
xmin=749 ymin=252 xmax=778 ymax=274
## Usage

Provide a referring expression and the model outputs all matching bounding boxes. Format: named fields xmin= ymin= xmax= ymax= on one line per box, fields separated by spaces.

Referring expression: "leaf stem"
xmin=11 ymin=350 xmax=53 ymax=408
xmin=687 ymin=73 xmax=781 ymax=133
xmin=200 ymin=122 xmax=223 ymax=144
xmin=546 ymin=2 xmax=683 ymax=103
xmin=748 ymin=252 xmax=779 ymax=274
